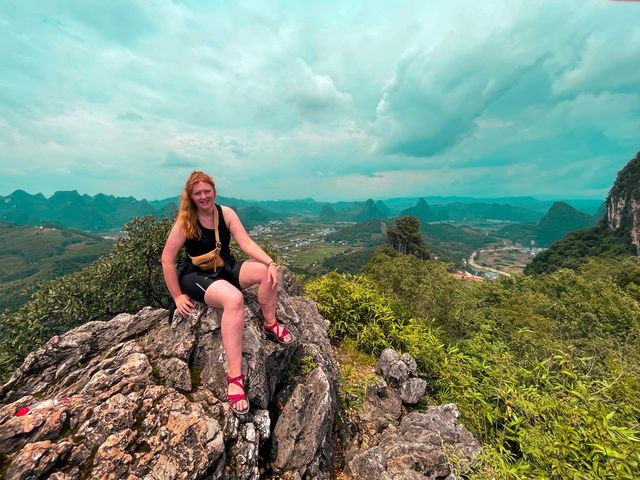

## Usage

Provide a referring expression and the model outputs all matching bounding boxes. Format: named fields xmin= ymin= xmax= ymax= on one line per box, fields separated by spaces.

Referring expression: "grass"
xmin=281 ymin=242 xmax=350 ymax=273
xmin=335 ymin=339 xmax=378 ymax=413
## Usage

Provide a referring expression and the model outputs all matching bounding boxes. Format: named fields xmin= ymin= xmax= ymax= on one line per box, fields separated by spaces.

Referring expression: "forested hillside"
xmin=527 ymin=151 xmax=640 ymax=274
xmin=306 ymin=252 xmax=640 ymax=479
xmin=0 ymin=222 xmax=113 ymax=311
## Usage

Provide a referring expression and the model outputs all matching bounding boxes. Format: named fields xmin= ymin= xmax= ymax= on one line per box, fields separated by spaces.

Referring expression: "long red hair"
xmin=177 ymin=171 xmax=216 ymax=239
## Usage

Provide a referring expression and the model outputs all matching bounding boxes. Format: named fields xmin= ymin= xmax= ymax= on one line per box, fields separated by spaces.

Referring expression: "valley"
xmin=0 ymin=189 xmax=606 ymax=311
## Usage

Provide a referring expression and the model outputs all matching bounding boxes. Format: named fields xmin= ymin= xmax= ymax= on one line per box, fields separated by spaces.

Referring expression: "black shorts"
xmin=179 ymin=261 xmax=244 ymax=303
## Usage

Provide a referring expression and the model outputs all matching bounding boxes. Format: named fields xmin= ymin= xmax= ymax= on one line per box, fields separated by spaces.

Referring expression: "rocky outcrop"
xmin=606 ymin=151 xmax=640 ymax=254
xmin=375 ymin=348 xmax=427 ymax=405
xmin=0 ymin=268 xmax=338 ymax=480
xmin=342 ymin=348 xmax=481 ymax=480
xmin=345 ymin=405 xmax=481 ymax=480
xmin=526 ymin=151 xmax=640 ymax=274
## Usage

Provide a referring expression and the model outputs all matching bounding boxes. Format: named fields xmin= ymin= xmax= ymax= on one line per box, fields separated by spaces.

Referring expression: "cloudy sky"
xmin=1 ymin=0 xmax=639 ymax=201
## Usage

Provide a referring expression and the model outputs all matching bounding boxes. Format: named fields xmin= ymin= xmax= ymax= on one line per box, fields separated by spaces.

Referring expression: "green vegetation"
xmin=2 ymin=206 xmax=639 ymax=478
xmin=317 ymin=248 xmax=375 ymax=275
xmin=421 ymin=222 xmax=496 ymax=266
xmin=324 ymin=219 xmax=387 ymax=247
xmin=0 ymin=222 xmax=113 ymax=312
xmin=284 ymin=242 xmax=346 ymax=273
xmin=305 ymin=254 xmax=640 ymax=479
xmin=496 ymin=222 xmax=538 ymax=246
xmin=525 ymin=225 xmax=634 ymax=275
xmin=385 ymin=216 xmax=430 ymax=260
xmin=288 ymin=353 xmax=319 ymax=381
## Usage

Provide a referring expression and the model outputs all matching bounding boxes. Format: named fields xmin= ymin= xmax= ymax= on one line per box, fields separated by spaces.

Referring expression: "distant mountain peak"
xmin=355 ymin=199 xmax=385 ymax=221
xmin=375 ymin=200 xmax=393 ymax=217
xmin=50 ymin=190 xmax=82 ymax=199
xmin=400 ymin=197 xmax=434 ymax=223
xmin=8 ymin=189 xmax=43 ymax=200
xmin=319 ymin=203 xmax=336 ymax=219
xmin=535 ymin=200 xmax=596 ymax=246
xmin=547 ymin=201 xmax=578 ymax=213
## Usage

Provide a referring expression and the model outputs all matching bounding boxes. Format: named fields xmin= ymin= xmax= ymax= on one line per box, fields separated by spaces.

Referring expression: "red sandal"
xmin=226 ymin=373 xmax=250 ymax=415
xmin=264 ymin=321 xmax=294 ymax=344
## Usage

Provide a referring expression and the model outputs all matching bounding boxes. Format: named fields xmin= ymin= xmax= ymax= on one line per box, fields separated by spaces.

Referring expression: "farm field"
xmin=472 ymin=246 xmax=535 ymax=275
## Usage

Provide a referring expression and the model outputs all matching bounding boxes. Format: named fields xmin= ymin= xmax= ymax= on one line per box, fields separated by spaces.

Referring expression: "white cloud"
xmin=0 ymin=0 xmax=638 ymax=201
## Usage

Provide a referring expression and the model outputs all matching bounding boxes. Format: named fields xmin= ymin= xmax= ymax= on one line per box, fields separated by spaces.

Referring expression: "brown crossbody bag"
xmin=189 ymin=206 xmax=224 ymax=272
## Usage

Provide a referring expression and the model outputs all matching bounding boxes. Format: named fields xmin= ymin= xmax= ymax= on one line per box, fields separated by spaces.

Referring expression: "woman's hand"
xmin=175 ymin=294 xmax=194 ymax=315
xmin=267 ymin=263 xmax=278 ymax=289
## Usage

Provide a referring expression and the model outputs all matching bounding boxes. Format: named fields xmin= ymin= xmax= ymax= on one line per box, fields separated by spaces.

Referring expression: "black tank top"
xmin=183 ymin=204 xmax=236 ymax=264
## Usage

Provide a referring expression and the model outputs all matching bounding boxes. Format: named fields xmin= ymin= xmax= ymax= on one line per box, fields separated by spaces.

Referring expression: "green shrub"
xmin=306 ymin=262 xmax=640 ymax=479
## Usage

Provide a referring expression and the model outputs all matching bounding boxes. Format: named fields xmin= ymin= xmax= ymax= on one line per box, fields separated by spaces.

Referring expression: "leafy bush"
xmin=362 ymin=250 xmax=468 ymax=338
xmin=306 ymin=254 xmax=640 ymax=479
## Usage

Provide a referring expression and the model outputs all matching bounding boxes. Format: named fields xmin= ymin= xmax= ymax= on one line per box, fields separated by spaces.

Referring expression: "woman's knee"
xmin=203 ymin=283 xmax=244 ymax=310
xmin=222 ymin=289 xmax=244 ymax=311
xmin=255 ymin=263 xmax=268 ymax=282
xmin=239 ymin=262 xmax=268 ymax=288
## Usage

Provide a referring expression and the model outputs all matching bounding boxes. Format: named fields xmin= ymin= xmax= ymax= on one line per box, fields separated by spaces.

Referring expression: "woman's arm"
xmin=161 ymin=222 xmax=194 ymax=315
xmin=223 ymin=206 xmax=278 ymax=286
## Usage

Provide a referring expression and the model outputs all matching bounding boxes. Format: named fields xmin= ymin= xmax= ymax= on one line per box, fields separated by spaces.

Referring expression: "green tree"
xmin=362 ymin=250 xmax=467 ymax=338
xmin=385 ymin=216 xmax=430 ymax=260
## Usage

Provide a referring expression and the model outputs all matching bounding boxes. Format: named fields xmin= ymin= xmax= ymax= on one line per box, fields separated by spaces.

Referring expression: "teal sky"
xmin=1 ymin=0 xmax=639 ymax=201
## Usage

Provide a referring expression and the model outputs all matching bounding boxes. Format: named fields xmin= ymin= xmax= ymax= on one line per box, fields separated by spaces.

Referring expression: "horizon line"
xmin=1 ymin=188 xmax=606 ymax=204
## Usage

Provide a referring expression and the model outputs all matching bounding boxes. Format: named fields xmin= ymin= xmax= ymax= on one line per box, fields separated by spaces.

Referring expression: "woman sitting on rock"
xmin=162 ymin=171 xmax=293 ymax=415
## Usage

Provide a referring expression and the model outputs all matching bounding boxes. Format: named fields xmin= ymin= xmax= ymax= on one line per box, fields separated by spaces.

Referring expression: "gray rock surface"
xmin=345 ymin=350 xmax=481 ymax=479
xmin=0 ymin=268 xmax=338 ymax=480
xmin=0 ymin=274 xmax=479 ymax=479
xmin=401 ymin=377 xmax=428 ymax=405
xmin=376 ymin=349 xmax=410 ymax=386
xmin=606 ymin=152 xmax=640 ymax=254
xmin=376 ymin=348 xmax=426 ymax=405
xmin=346 ymin=404 xmax=481 ymax=480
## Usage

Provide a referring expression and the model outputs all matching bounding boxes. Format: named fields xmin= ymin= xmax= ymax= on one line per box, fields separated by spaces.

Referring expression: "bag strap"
xmin=213 ymin=204 xmax=221 ymax=249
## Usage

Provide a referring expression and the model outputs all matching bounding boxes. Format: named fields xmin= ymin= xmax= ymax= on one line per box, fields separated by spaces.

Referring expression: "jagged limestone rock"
xmin=607 ymin=152 xmax=640 ymax=254
xmin=400 ymin=378 xmax=428 ymax=405
xmin=0 ymin=268 xmax=338 ymax=480
xmin=344 ymin=350 xmax=480 ymax=479
xmin=346 ymin=404 xmax=481 ymax=480
xmin=375 ymin=348 xmax=410 ymax=386
xmin=375 ymin=348 xmax=426 ymax=405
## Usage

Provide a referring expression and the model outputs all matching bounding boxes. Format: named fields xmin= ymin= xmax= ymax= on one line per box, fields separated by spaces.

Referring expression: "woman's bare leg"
xmin=239 ymin=261 xmax=292 ymax=343
xmin=204 ymin=280 xmax=247 ymax=411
